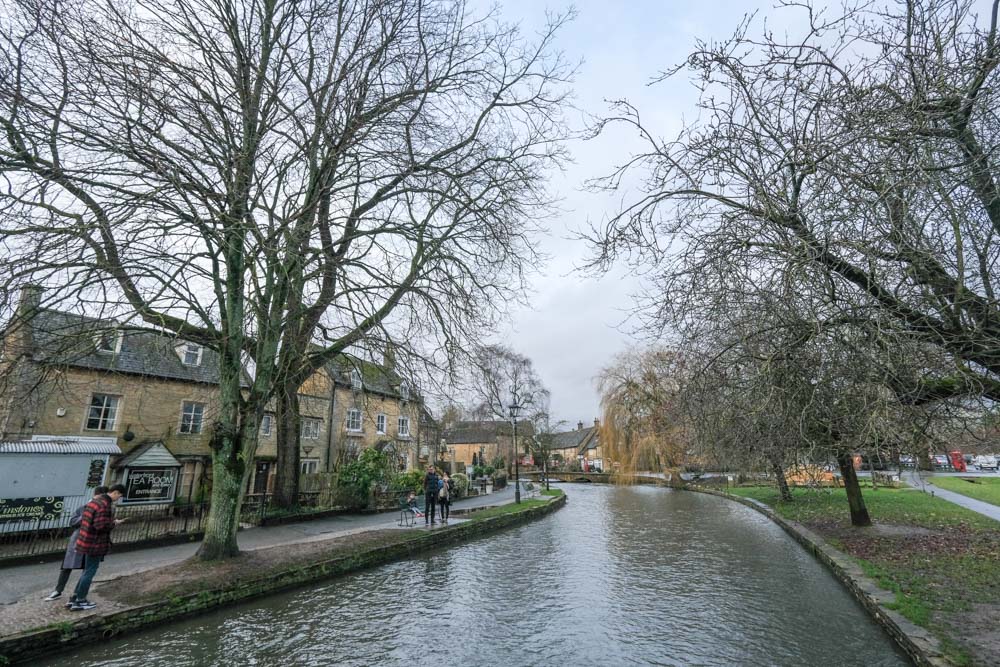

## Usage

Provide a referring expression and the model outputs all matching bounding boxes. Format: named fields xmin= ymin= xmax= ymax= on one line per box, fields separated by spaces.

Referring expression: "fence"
xmin=0 ymin=492 xmax=328 ymax=563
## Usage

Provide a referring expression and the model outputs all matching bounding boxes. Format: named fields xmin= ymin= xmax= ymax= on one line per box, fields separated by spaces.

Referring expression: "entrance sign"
xmin=123 ymin=467 xmax=178 ymax=503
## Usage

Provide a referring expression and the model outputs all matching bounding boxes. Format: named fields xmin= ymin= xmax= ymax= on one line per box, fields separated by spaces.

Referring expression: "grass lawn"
xmin=467 ymin=498 xmax=549 ymax=521
xmin=727 ymin=484 xmax=1000 ymax=666
xmin=927 ymin=476 xmax=1000 ymax=507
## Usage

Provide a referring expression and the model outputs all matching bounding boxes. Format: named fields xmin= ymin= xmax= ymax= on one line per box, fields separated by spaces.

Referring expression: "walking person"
xmin=423 ymin=466 xmax=439 ymax=526
xmin=439 ymin=472 xmax=452 ymax=523
xmin=43 ymin=486 xmax=108 ymax=604
xmin=70 ymin=483 xmax=126 ymax=611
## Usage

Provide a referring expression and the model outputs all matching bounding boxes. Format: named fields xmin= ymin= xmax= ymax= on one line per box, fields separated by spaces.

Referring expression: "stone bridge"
xmin=523 ymin=471 xmax=664 ymax=485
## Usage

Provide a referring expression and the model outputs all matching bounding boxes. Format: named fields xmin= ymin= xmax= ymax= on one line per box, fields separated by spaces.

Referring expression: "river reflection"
xmin=40 ymin=485 xmax=910 ymax=666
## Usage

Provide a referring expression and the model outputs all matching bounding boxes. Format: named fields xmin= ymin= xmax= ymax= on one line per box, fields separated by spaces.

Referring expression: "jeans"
xmin=72 ymin=554 xmax=103 ymax=601
xmin=440 ymin=499 xmax=450 ymax=521
xmin=55 ymin=568 xmax=73 ymax=595
xmin=424 ymin=493 xmax=437 ymax=523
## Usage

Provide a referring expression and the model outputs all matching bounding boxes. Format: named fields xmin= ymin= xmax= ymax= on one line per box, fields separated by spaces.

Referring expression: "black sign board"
xmin=0 ymin=496 xmax=65 ymax=523
xmin=87 ymin=459 xmax=106 ymax=487
xmin=123 ymin=467 xmax=177 ymax=504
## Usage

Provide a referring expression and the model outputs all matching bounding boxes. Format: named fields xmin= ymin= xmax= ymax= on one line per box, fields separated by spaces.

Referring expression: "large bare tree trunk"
xmin=836 ymin=451 xmax=872 ymax=527
xmin=274 ymin=386 xmax=301 ymax=508
xmin=770 ymin=457 xmax=793 ymax=502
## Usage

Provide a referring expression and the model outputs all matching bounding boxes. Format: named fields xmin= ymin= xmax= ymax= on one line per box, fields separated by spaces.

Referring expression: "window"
xmin=376 ymin=413 xmax=387 ymax=434
xmin=94 ymin=332 xmax=120 ymax=354
xmin=345 ymin=409 xmax=362 ymax=432
xmin=399 ymin=381 xmax=410 ymax=401
xmin=300 ymin=459 xmax=319 ymax=475
xmin=260 ymin=413 xmax=273 ymax=436
xmin=350 ymin=368 xmax=362 ymax=390
xmin=85 ymin=394 xmax=119 ymax=431
xmin=397 ymin=415 xmax=410 ymax=437
xmin=178 ymin=343 xmax=203 ymax=367
xmin=302 ymin=417 xmax=322 ymax=439
xmin=180 ymin=401 xmax=205 ymax=434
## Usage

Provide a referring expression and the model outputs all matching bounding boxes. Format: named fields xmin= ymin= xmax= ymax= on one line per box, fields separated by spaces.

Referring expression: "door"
xmin=252 ymin=461 xmax=271 ymax=495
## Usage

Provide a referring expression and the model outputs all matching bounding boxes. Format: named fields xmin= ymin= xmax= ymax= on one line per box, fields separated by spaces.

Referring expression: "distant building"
xmin=442 ymin=420 xmax=535 ymax=472
xmin=551 ymin=419 xmax=603 ymax=471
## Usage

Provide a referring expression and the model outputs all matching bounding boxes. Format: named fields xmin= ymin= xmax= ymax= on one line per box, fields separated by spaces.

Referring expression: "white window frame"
xmin=376 ymin=413 xmax=387 ymax=434
xmin=179 ymin=400 xmax=205 ymax=434
xmin=350 ymin=368 xmax=363 ymax=390
xmin=178 ymin=342 xmax=203 ymax=367
xmin=397 ymin=415 xmax=410 ymax=437
xmin=84 ymin=393 xmax=120 ymax=431
xmin=93 ymin=332 xmax=121 ymax=355
xmin=260 ymin=412 xmax=273 ymax=436
xmin=345 ymin=409 xmax=362 ymax=433
xmin=300 ymin=458 xmax=319 ymax=475
xmin=302 ymin=417 xmax=322 ymax=439
xmin=399 ymin=381 xmax=410 ymax=401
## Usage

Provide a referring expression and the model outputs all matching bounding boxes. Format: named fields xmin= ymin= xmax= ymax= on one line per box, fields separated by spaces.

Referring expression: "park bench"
xmin=523 ymin=482 xmax=540 ymax=499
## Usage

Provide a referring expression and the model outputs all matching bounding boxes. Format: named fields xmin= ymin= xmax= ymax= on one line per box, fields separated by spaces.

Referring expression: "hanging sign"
xmin=123 ymin=468 xmax=177 ymax=503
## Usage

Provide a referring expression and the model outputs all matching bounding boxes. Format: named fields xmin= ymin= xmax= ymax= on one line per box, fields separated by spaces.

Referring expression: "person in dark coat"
xmin=69 ymin=484 xmax=125 ymax=611
xmin=423 ymin=466 xmax=439 ymax=526
xmin=44 ymin=486 xmax=108 ymax=603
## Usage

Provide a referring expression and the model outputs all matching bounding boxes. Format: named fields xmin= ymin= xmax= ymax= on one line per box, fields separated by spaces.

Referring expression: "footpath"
xmin=903 ymin=470 xmax=1000 ymax=523
xmin=0 ymin=486 xmax=522 ymax=633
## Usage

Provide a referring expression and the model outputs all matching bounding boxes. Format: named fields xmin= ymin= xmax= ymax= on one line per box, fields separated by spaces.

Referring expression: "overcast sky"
xmin=491 ymin=0 xmax=777 ymax=427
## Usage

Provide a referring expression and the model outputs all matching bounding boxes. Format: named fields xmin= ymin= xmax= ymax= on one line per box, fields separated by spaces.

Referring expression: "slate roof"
xmin=324 ymin=354 xmax=415 ymax=401
xmin=443 ymin=420 xmax=535 ymax=444
xmin=27 ymin=308 xmax=226 ymax=385
xmin=551 ymin=425 xmax=599 ymax=455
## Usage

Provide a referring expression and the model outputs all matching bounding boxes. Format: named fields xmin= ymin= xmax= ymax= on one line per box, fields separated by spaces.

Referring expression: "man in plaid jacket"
xmin=70 ymin=484 xmax=126 ymax=611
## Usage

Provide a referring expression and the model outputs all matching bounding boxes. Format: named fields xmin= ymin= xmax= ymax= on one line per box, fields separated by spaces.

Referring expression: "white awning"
xmin=1 ymin=435 xmax=122 ymax=455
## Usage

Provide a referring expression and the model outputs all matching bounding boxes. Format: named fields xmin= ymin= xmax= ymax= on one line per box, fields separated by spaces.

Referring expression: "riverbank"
xmin=0 ymin=492 xmax=566 ymax=666
xmin=718 ymin=485 xmax=1000 ymax=666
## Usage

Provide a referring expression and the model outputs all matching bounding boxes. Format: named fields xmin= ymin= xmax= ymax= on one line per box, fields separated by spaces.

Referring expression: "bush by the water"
xmin=393 ymin=469 xmax=425 ymax=493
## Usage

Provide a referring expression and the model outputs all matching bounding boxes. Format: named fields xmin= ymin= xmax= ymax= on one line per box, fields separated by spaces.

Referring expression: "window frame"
xmin=399 ymin=381 xmax=410 ymax=401
xmin=260 ymin=412 xmax=273 ymax=436
xmin=300 ymin=458 xmax=320 ymax=475
xmin=350 ymin=368 xmax=363 ymax=390
xmin=345 ymin=409 xmax=362 ymax=433
xmin=302 ymin=417 xmax=322 ymax=439
xmin=93 ymin=332 xmax=121 ymax=355
xmin=84 ymin=393 xmax=121 ymax=431
xmin=397 ymin=415 xmax=410 ymax=437
xmin=376 ymin=413 xmax=387 ymax=434
xmin=179 ymin=400 xmax=206 ymax=435
xmin=179 ymin=343 xmax=203 ymax=367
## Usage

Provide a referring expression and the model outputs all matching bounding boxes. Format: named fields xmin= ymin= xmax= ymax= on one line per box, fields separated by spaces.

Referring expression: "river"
xmin=40 ymin=484 xmax=909 ymax=666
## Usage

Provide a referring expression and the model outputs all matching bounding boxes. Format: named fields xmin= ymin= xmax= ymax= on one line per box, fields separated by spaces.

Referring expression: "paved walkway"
xmin=904 ymin=470 xmax=1000 ymax=523
xmin=0 ymin=485 xmax=522 ymax=607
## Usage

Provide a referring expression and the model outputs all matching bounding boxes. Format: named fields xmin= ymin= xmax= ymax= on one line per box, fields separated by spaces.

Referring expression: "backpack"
xmin=438 ymin=479 xmax=448 ymax=499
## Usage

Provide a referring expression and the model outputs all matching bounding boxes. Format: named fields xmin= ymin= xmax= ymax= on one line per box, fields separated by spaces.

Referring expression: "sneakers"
xmin=70 ymin=600 xmax=96 ymax=611
xmin=43 ymin=591 xmax=61 ymax=601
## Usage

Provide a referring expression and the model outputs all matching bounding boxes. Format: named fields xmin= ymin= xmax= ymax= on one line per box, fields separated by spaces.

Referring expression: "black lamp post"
xmin=509 ymin=402 xmax=521 ymax=504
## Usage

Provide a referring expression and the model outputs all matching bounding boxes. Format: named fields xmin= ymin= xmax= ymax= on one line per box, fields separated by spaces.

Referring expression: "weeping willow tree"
xmin=596 ymin=347 xmax=689 ymax=480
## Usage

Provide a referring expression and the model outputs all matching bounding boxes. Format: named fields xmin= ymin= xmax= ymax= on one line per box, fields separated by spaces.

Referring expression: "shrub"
xmin=493 ymin=472 xmax=508 ymax=489
xmin=337 ymin=448 xmax=393 ymax=506
xmin=484 ymin=465 xmax=495 ymax=477
xmin=451 ymin=473 xmax=470 ymax=498
xmin=472 ymin=465 xmax=486 ymax=478
xmin=393 ymin=469 xmax=425 ymax=493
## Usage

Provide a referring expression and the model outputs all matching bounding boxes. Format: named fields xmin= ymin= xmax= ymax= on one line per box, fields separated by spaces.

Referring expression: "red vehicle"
xmin=948 ymin=450 xmax=967 ymax=473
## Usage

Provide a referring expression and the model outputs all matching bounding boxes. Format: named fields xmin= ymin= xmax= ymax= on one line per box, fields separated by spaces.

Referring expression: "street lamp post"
xmin=509 ymin=402 xmax=521 ymax=504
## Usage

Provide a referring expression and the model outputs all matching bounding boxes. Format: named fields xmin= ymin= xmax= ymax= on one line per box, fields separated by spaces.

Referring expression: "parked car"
xmin=899 ymin=455 xmax=916 ymax=468
xmin=859 ymin=454 xmax=889 ymax=471
xmin=932 ymin=454 xmax=951 ymax=470
xmin=974 ymin=455 xmax=999 ymax=472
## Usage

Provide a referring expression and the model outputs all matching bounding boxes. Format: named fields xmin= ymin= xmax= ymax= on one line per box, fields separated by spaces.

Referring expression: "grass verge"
xmin=727 ymin=484 xmax=1000 ymax=666
xmin=927 ymin=476 xmax=1000 ymax=507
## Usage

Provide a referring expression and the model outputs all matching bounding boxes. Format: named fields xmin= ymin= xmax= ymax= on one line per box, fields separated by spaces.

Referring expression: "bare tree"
xmin=0 ymin=0 xmax=571 ymax=557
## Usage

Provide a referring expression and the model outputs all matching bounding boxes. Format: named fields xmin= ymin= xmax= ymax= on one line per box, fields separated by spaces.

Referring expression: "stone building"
xmin=551 ymin=420 xmax=602 ymax=470
xmin=0 ymin=287 xmax=422 ymax=502
xmin=441 ymin=420 xmax=535 ymax=472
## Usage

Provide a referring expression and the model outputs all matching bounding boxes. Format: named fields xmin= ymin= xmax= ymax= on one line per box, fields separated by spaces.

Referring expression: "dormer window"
xmin=350 ymin=368 xmax=362 ymax=390
xmin=94 ymin=331 xmax=121 ymax=355
xmin=177 ymin=342 xmax=203 ymax=367
xmin=399 ymin=381 xmax=410 ymax=401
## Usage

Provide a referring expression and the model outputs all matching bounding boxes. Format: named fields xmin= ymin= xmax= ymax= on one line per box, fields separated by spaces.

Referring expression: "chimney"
xmin=594 ymin=418 xmax=600 ymax=428
xmin=383 ymin=342 xmax=396 ymax=371
xmin=12 ymin=285 xmax=42 ymax=351
xmin=577 ymin=421 xmax=584 ymax=431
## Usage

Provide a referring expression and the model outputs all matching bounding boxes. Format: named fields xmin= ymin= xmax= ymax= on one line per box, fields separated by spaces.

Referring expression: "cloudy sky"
xmin=491 ymin=0 xmax=781 ymax=427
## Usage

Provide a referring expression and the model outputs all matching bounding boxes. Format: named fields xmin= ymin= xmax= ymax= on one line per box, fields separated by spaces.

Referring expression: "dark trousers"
xmin=73 ymin=554 xmax=103 ymax=601
xmin=424 ymin=493 xmax=437 ymax=523
xmin=55 ymin=568 xmax=73 ymax=595
xmin=440 ymin=499 xmax=450 ymax=521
